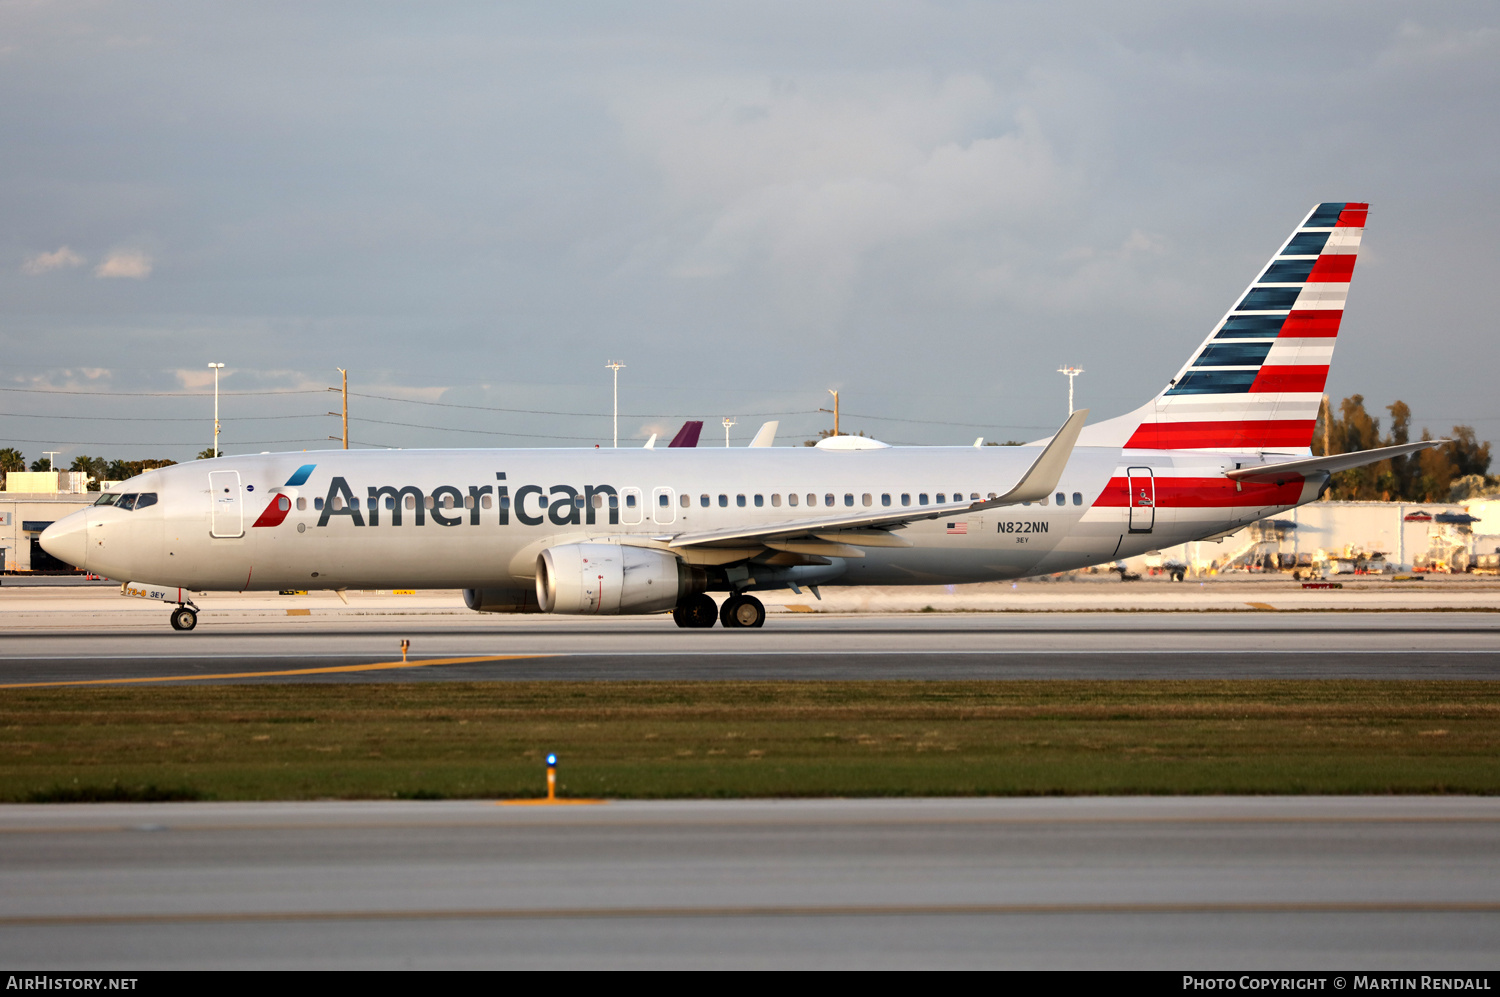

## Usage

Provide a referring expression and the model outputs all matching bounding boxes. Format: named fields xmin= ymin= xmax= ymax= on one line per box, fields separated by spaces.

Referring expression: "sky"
xmin=2 ymin=1 xmax=1497 ymax=462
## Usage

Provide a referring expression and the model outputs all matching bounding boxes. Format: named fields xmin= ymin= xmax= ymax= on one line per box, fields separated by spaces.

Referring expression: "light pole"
xmin=722 ymin=417 xmax=737 ymax=447
xmin=1057 ymin=366 xmax=1084 ymax=415
xmin=604 ymin=360 xmax=626 ymax=448
xmin=208 ymin=363 xmax=225 ymax=457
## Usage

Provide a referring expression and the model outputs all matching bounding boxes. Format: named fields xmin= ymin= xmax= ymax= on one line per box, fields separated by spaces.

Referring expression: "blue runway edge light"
xmin=546 ymin=753 xmax=558 ymax=767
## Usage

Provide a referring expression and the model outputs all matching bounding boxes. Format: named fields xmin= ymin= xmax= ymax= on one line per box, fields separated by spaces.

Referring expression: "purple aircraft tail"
xmin=668 ymin=421 xmax=703 ymax=448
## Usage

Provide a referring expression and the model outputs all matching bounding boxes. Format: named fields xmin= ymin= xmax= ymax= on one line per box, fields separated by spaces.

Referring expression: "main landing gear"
xmin=672 ymin=593 xmax=718 ymax=629
xmin=671 ymin=592 xmax=766 ymax=629
xmin=720 ymin=594 xmax=766 ymax=629
xmin=169 ymin=605 xmax=199 ymax=631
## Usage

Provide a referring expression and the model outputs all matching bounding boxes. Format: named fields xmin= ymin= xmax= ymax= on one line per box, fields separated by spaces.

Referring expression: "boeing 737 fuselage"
xmin=40 ymin=202 xmax=1433 ymax=630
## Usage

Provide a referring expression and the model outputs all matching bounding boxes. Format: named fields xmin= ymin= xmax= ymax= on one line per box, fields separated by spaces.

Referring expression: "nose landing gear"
xmin=169 ymin=606 xmax=199 ymax=631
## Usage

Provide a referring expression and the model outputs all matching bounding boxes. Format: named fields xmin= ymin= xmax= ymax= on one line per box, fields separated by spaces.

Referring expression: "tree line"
xmin=1314 ymin=396 xmax=1492 ymax=502
xmin=0 ymin=449 xmax=178 ymax=491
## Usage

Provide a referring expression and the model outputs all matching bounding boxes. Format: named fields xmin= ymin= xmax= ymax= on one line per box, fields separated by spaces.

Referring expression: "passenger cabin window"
xmin=718 ymin=494 xmax=728 ymax=507
xmin=406 ymin=495 xmax=418 ymax=510
xmin=700 ymin=494 xmax=710 ymax=507
xmin=824 ymin=494 xmax=834 ymax=507
xmin=970 ymin=493 xmax=980 ymax=501
xmin=1056 ymin=492 xmax=1065 ymax=505
xmin=936 ymin=493 xmax=945 ymax=504
xmin=754 ymin=494 xmax=764 ymax=507
xmin=658 ymin=493 xmax=669 ymax=507
xmin=737 ymin=495 xmax=746 ymax=507
xmin=608 ymin=495 xmax=618 ymax=508
xmin=466 ymin=495 xmax=476 ymax=510
xmin=482 ymin=495 xmax=493 ymax=510
xmin=771 ymin=494 xmax=782 ymax=507
xmin=881 ymin=494 xmax=891 ymax=507
xmin=680 ymin=494 xmax=690 ymax=508
xmin=901 ymin=493 xmax=910 ymax=507
xmin=296 ymin=497 xmax=307 ymax=511
xmin=1073 ymin=492 xmax=1083 ymax=506
xmin=919 ymin=493 xmax=928 ymax=505
xmin=862 ymin=493 xmax=872 ymax=507
xmin=385 ymin=496 xmax=396 ymax=510
xmin=625 ymin=493 xmax=637 ymax=508
xmin=1039 ymin=496 xmax=1048 ymax=507
xmin=844 ymin=494 xmax=854 ymax=507
xmin=788 ymin=494 xmax=799 ymax=507
xmin=315 ymin=497 xmax=325 ymax=511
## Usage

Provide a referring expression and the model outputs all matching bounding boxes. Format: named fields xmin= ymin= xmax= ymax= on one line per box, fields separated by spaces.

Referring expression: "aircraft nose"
xmin=40 ymin=512 xmax=88 ymax=570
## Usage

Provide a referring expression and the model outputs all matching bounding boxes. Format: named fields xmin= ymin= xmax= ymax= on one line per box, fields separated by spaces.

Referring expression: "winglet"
xmin=749 ymin=421 xmax=779 ymax=447
xmin=978 ymin=409 xmax=1088 ymax=507
xmin=643 ymin=433 xmax=658 ymax=449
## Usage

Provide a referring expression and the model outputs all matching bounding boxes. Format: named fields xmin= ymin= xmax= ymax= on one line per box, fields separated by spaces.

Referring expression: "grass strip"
xmin=2 ymin=680 xmax=1497 ymax=801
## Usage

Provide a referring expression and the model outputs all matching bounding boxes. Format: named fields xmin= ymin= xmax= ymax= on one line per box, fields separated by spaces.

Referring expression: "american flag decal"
xmin=946 ymin=522 xmax=967 ymax=535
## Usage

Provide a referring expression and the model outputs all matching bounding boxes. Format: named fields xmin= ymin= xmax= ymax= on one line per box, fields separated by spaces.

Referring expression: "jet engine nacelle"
xmin=462 ymin=586 xmax=543 ymax=614
xmin=536 ymin=543 xmax=705 ymax=615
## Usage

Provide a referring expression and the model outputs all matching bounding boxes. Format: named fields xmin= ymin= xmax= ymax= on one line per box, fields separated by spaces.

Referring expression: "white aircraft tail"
xmin=1079 ymin=202 xmax=1367 ymax=454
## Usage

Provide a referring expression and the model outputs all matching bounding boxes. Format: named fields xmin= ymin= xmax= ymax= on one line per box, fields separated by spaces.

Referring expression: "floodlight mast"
xmin=208 ymin=363 xmax=225 ymax=457
xmin=605 ymin=360 xmax=626 ymax=448
xmin=722 ymin=417 xmax=737 ymax=447
xmin=1057 ymin=366 xmax=1084 ymax=416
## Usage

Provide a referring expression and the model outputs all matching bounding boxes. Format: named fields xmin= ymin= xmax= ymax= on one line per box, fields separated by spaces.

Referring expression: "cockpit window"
xmin=96 ymin=492 xmax=156 ymax=511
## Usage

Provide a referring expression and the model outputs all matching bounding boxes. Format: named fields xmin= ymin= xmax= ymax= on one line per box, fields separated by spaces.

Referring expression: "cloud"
xmin=614 ymin=74 xmax=1079 ymax=326
xmin=93 ymin=249 xmax=153 ymax=279
xmin=22 ymin=246 xmax=85 ymax=275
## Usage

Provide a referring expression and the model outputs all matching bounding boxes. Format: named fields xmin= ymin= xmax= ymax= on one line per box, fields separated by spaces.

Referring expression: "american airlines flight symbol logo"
xmin=250 ymin=464 xmax=317 ymax=528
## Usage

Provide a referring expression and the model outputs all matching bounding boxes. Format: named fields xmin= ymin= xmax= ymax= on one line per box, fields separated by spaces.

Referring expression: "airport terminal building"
xmin=0 ymin=472 xmax=95 ymax=573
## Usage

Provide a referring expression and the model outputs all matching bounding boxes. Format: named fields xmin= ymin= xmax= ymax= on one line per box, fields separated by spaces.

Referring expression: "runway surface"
xmin=1 ymin=797 xmax=1496 ymax=969
xmin=1 ymin=612 xmax=1498 ymax=685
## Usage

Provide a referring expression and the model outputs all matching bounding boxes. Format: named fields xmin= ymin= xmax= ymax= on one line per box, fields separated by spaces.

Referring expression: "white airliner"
xmin=42 ymin=202 xmax=1433 ymax=631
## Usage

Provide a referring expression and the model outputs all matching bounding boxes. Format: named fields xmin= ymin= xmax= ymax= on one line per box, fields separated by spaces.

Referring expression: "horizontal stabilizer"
xmin=1226 ymin=439 xmax=1442 ymax=483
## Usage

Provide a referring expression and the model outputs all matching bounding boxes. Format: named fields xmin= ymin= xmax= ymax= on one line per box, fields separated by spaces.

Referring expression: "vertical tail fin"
xmin=1082 ymin=202 xmax=1367 ymax=454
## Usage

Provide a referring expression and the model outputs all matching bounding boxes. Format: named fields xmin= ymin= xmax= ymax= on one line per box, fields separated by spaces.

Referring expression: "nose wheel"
xmin=169 ymin=606 xmax=198 ymax=631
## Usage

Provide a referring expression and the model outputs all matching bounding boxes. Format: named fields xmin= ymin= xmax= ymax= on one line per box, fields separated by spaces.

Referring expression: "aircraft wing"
xmin=664 ymin=410 xmax=1088 ymax=550
xmin=1225 ymin=439 xmax=1442 ymax=484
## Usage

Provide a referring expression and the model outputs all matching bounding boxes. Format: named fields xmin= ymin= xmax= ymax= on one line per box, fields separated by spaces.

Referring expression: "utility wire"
xmin=0 ymin=411 xmax=330 ymax=422
xmin=0 ymin=386 xmax=322 ymax=397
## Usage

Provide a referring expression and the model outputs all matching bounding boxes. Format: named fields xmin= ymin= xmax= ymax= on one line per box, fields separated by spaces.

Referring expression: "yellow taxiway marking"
xmin=0 ymin=654 xmax=554 ymax=690
xmin=1 ymin=900 xmax=1497 ymax=927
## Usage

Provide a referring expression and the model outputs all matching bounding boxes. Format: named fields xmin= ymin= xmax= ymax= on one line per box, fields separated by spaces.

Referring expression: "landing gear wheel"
xmin=169 ymin=606 xmax=198 ymax=632
xmin=720 ymin=594 xmax=765 ymax=629
xmin=673 ymin=593 xmax=718 ymax=628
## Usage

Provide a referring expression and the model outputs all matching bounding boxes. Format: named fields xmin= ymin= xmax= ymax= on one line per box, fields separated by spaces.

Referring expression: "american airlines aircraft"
xmin=41 ymin=202 xmax=1432 ymax=631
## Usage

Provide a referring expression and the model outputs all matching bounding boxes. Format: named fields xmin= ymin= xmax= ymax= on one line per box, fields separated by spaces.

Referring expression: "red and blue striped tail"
xmin=1120 ymin=202 xmax=1366 ymax=454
